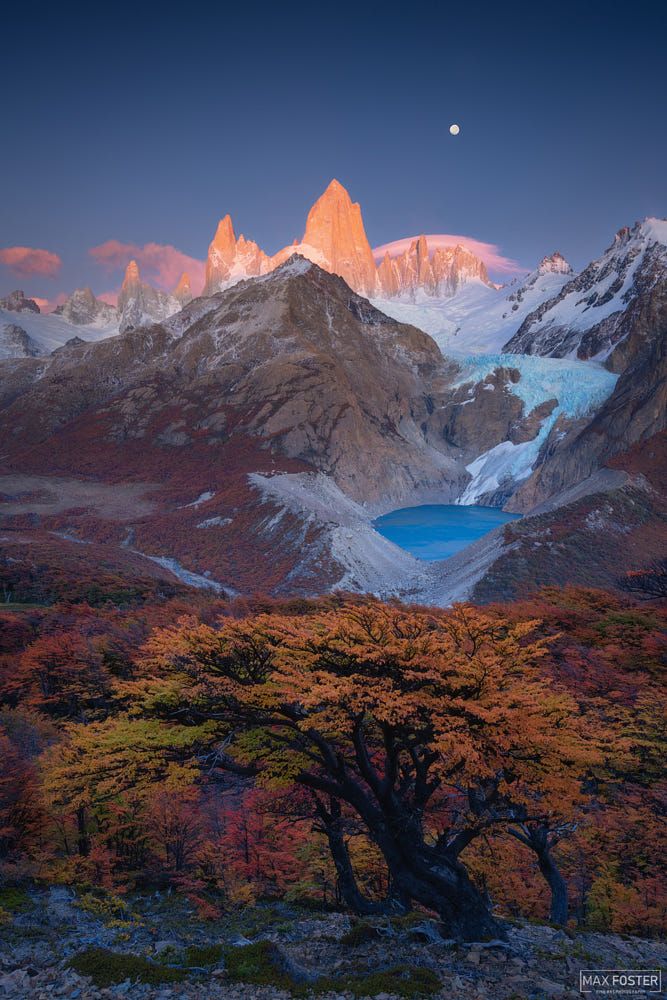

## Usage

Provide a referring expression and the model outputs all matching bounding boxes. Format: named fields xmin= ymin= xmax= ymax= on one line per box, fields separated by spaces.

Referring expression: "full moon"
xmin=449 ymin=123 xmax=460 ymax=135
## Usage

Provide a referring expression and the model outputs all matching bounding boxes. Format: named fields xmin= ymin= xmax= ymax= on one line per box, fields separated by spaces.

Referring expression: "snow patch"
xmin=180 ymin=491 xmax=216 ymax=509
xmin=136 ymin=552 xmax=226 ymax=592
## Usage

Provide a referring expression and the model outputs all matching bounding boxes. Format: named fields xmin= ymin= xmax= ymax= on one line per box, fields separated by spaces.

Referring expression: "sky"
xmin=1 ymin=0 xmax=665 ymax=305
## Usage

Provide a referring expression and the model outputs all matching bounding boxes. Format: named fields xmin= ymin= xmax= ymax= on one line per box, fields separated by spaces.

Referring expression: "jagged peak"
xmin=607 ymin=217 xmax=667 ymax=254
xmin=537 ymin=252 xmax=573 ymax=276
xmin=123 ymin=260 xmax=141 ymax=287
xmin=212 ymin=214 xmax=236 ymax=245
xmin=0 ymin=290 xmax=41 ymax=313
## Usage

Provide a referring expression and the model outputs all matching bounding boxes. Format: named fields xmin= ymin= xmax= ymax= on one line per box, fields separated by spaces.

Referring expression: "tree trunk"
xmin=317 ymin=799 xmax=406 ymax=916
xmin=537 ymin=846 xmax=568 ymax=925
xmin=326 ymin=824 xmax=407 ymax=916
xmin=76 ymin=805 xmax=90 ymax=857
xmin=367 ymin=816 xmax=504 ymax=940
xmin=509 ymin=825 xmax=568 ymax=926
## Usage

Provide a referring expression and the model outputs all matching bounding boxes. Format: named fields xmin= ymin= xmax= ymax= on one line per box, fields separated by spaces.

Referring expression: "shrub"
xmin=68 ymin=948 xmax=188 ymax=987
xmin=340 ymin=920 xmax=383 ymax=947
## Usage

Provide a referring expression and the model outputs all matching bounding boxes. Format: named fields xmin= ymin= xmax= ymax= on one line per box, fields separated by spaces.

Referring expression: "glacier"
xmin=454 ymin=354 xmax=618 ymax=503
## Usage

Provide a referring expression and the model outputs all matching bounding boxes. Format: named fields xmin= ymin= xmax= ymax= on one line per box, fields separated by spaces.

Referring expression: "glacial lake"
xmin=373 ymin=504 xmax=521 ymax=562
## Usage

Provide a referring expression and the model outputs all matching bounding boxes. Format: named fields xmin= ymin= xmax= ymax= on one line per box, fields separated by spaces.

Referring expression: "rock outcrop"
xmin=0 ymin=323 xmax=40 ymax=359
xmin=0 ymin=289 xmax=40 ymax=313
xmin=173 ymin=272 xmax=193 ymax=306
xmin=203 ymin=216 xmax=270 ymax=295
xmin=377 ymin=238 xmax=492 ymax=298
xmin=117 ymin=260 xmax=179 ymax=333
xmin=54 ymin=287 xmax=117 ymax=326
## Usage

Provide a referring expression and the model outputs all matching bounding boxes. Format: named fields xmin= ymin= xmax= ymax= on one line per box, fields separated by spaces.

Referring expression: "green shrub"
xmin=76 ymin=891 xmax=134 ymax=924
xmin=224 ymin=940 xmax=294 ymax=990
xmin=68 ymin=948 xmax=188 ymax=987
xmin=225 ymin=940 xmax=441 ymax=998
xmin=340 ymin=920 xmax=382 ymax=947
xmin=326 ymin=965 xmax=441 ymax=998
xmin=183 ymin=943 xmax=225 ymax=967
xmin=0 ymin=888 xmax=32 ymax=912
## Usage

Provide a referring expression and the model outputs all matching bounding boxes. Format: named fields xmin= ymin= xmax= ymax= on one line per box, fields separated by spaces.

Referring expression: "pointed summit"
xmin=204 ymin=215 xmax=238 ymax=294
xmin=173 ymin=272 xmax=193 ymax=305
xmin=122 ymin=260 xmax=141 ymax=289
xmin=300 ymin=179 xmax=378 ymax=295
xmin=538 ymin=252 xmax=573 ymax=276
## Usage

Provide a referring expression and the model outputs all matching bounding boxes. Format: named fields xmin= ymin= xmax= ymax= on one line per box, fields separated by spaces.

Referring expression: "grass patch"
xmin=340 ymin=920 xmax=383 ymax=947
xmin=333 ymin=966 xmax=442 ymax=998
xmin=183 ymin=943 xmax=224 ymax=966
xmin=0 ymin=888 xmax=32 ymax=912
xmin=68 ymin=948 xmax=188 ymax=987
xmin=224 ymin=940 xmax=294 ymax=990
xmin=225 ymin=941 xmax=441 ymax=997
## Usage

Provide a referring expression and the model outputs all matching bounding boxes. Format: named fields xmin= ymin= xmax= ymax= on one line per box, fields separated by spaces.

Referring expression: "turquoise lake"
xmin=373 ymin=504 xmax=521 ymax=562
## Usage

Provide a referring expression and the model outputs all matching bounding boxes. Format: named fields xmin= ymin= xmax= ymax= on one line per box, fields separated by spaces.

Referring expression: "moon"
xmin=449 ymin=123 xmax=460 ymax=136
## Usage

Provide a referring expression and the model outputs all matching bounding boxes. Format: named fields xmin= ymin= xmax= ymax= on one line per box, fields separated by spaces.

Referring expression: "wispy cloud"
xmin=0 ymin=246 xmax=62 ymax=277
xmin=373 ymin=234 xmax=526 ymax=276
xmin=89 ymin=240 xmax=205 ymax=293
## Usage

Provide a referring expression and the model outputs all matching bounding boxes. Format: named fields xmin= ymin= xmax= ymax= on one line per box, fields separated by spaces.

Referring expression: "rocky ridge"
xmin=504 ymin=218 xmax=667 ymax=370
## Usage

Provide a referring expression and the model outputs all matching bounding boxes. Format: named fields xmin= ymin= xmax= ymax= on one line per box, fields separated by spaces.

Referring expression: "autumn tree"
xmin=41 ymin=716 xmax=215 ymax=858
xmin=7 ymin=631 xmax=111 ymax=719
xmin=139 ymin=602 xmax=605 ymax=940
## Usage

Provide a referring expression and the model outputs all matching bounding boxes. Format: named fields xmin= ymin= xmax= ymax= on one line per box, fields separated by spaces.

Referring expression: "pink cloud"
xmin=89 ymin=240 xmax=205 ymax=294
xmin=97 ymin=289 xmax=119 ymax=307
xmin=0 ymin=246 xmax=62 ymax=278
xmin=373 ymin=234 xmax=527 ymax=276
xmin=31 ymin=292 xmax=68 ymax=313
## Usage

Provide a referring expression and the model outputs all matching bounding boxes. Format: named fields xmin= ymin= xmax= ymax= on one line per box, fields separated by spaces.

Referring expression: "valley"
xmin=1 ymin=184 xmax=665 ymax=605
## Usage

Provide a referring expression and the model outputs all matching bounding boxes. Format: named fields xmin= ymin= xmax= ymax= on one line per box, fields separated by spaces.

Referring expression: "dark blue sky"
xmin=1 ymin=0 xmax=665 ymax=302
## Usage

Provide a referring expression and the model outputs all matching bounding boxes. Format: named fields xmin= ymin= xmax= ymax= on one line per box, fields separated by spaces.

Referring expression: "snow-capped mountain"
xmin=504 ymin=218 xmax=667 ymax=370
xmin=0 ymin=308 xmax=118 ymax=358
xmin=54 ymin=287 xmax=118 ymax=327
xmin=117 ymin=260 xmax=179 ymax=332
xmin=372 ymin=251 xmax=574 ymax=356
xmin=0 ymin=323 xmax=40 ymax=359
xmin=201 ymin=180 xmax=491 ymax=300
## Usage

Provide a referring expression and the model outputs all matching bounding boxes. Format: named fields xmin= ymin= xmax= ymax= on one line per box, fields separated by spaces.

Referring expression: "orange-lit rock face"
xmin=203 ymin=217 xmax=271 ymax=294
xmin=300 ymin=179 xmax=378 ymax=296
xmin=173 ymin=272 xmax=193 ymax=305
xmin=377 ymin=252 xmax=400 ymax=297
xmin=204 ymin=215 xmax=237 ymax=293
xmin=122 ymin=259 xmax=141 ymax=290
xmin=377 ymin=238 xmax=491 ymax=297
xmin=201 ymin=182 xmax=492 ymax=301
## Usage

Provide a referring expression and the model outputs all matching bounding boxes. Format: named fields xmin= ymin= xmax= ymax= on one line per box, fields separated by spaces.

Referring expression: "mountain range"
xmin=0 ymin=181 xmax=665 ymax=604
